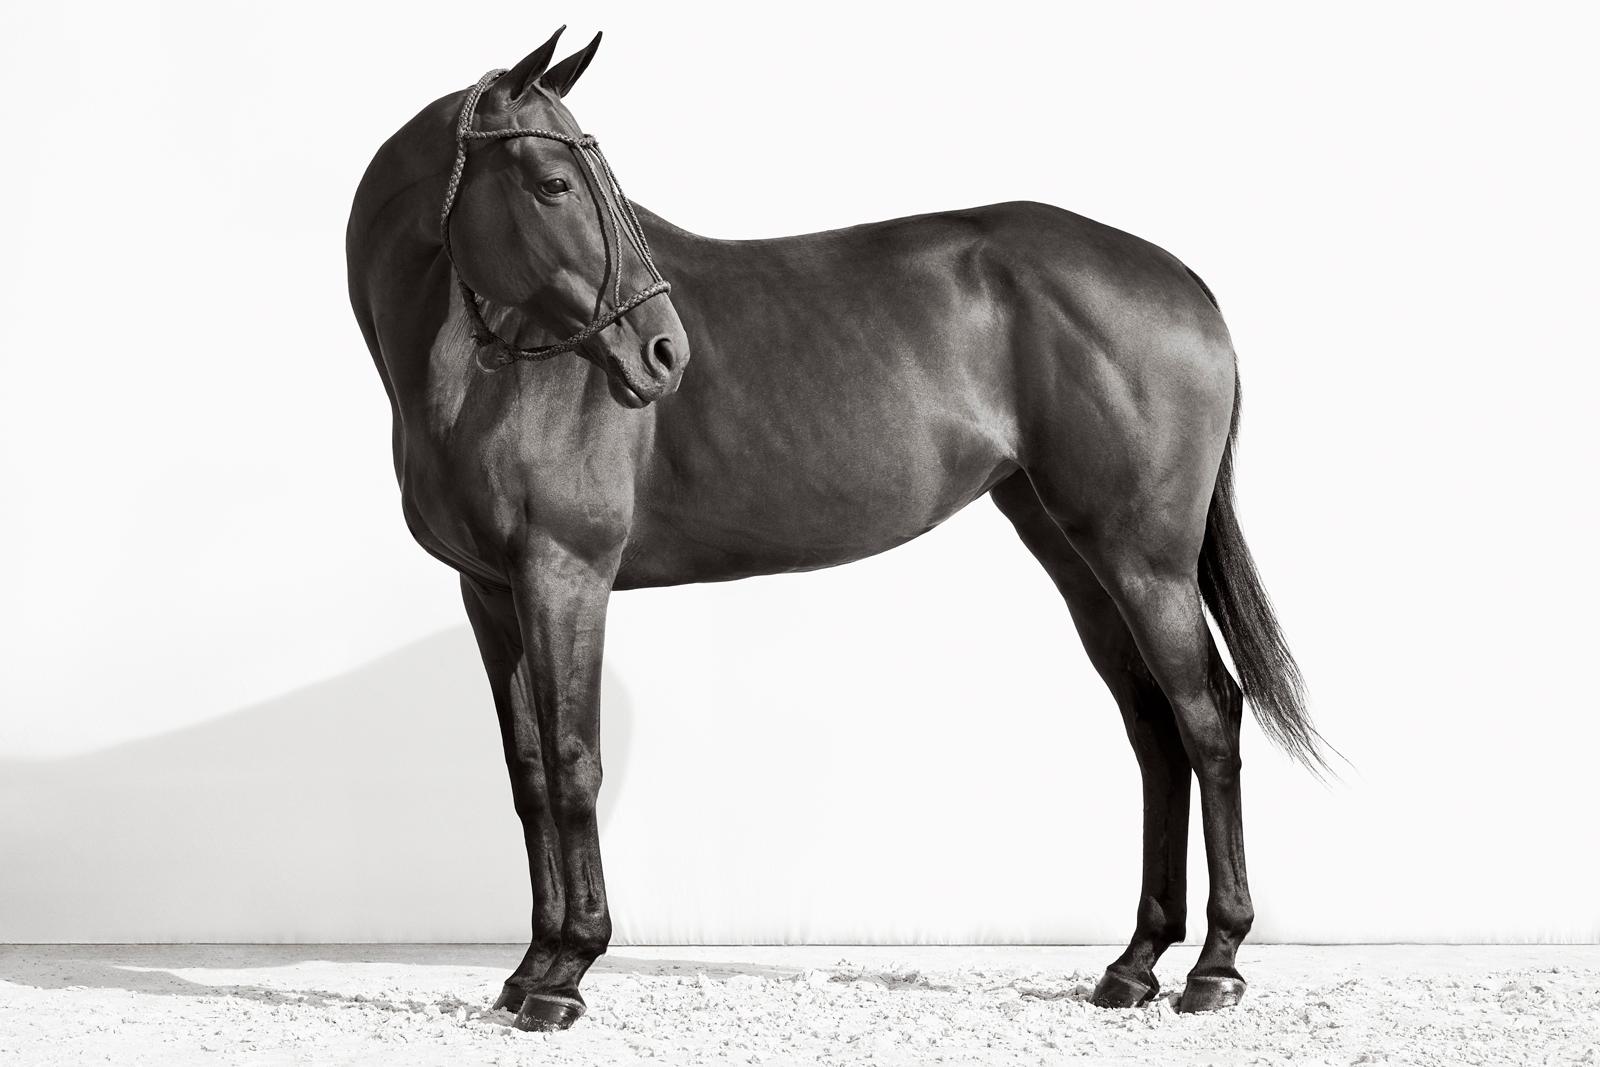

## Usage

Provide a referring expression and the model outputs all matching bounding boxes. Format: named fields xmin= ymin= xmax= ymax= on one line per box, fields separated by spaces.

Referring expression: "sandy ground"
xmin=1 ymin=944 xmax=1595 ymax=1065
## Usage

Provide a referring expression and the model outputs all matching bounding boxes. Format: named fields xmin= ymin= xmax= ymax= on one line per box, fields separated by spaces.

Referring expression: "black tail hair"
xmin=1196 ymin=345 xmax=1334 ymax=777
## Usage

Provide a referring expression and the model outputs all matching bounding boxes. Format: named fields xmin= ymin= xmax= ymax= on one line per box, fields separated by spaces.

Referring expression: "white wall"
xmin=2 ymin=0 xmax=1595 ymax=944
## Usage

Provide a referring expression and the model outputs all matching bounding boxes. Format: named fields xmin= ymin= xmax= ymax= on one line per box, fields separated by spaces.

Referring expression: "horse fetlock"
xmin=1206 ymin=899 xmax=1254 ymax=939
xmin=1133 ymin=896 xmax=1187 ymax=949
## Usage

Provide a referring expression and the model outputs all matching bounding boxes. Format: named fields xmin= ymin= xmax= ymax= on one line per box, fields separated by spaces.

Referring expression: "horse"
xmin=345 ymin=27 xmax=1327 ymax=1032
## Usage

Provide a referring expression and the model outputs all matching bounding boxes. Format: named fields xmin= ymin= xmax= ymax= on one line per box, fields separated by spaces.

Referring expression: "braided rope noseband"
xmin=440 ymin=69 xmax=672 ymax=369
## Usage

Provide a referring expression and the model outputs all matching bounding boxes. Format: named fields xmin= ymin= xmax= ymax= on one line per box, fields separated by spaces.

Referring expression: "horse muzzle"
xmin=608 ymin=333 xmax=689 ymax=408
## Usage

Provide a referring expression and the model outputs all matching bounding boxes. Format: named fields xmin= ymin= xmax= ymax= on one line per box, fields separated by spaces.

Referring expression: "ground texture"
xmin=1 ymin=945 xmax=1595 ymax=1065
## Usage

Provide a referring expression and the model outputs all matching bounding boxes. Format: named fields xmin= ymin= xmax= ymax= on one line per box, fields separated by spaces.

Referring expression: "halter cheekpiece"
xmin=440 ymin=68 xmax=672 ymax=369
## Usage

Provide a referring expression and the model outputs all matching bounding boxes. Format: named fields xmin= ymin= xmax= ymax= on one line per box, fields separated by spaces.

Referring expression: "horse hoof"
xmin=492 ymin=984 xmax=524 ymax=1011
xmin=515 ymin=993 xmax=586 ymax=1032
xmin=1091 ymin=970 xmax=1158 ymax=1008
xmin=1177 ymin=974 xmax=1247 ymax=1013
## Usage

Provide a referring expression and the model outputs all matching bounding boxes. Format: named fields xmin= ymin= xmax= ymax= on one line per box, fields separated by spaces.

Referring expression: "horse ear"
xmin=503 ymin=26 xmax=566 ymax=101
xmin=540 ymin=31 xmax=602 ymax=97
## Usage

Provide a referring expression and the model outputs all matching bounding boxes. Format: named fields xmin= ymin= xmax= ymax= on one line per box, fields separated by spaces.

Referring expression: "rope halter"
xmin=439 ymin=68 xmax=672 ymax=369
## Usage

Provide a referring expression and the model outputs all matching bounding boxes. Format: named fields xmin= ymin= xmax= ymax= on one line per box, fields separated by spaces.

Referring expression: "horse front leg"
xmin=460 ymin=577 xmax=566 ymax=1012
xmin=503 ymin=543 xmax=617 ymax=1032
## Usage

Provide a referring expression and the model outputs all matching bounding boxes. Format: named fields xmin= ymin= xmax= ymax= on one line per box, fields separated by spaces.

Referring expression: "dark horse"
xmin=346 ymin=28 xmax=1326 ymax=1032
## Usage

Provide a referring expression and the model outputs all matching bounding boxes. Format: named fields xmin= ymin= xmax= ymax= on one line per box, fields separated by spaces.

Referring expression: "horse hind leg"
xmin=991 ymin=474 xmax=1193 ymax=1008
xmin=1019 ymin=435 xmax=1256 ymax=1013
xmin=1087 ymin=543 xmax=1252 ymax=1013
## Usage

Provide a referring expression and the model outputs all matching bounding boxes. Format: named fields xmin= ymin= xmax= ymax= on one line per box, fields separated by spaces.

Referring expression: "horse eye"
xmin=539 ymin=177 xmax=571 ymax=196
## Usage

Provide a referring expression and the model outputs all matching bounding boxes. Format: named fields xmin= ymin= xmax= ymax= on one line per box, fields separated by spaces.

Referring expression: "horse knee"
xmin=505 ymin=759 xmax=552 ymax=824
xmin=549 ymin=744 xmax=602 ymax=824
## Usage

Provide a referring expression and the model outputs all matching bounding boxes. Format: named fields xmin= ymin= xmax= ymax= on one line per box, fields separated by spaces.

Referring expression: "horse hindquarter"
xmin=998 ymin=211 xmax=1256 ymax=1009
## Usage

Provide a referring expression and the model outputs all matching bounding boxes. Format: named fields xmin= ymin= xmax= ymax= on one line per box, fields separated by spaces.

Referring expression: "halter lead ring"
xmin=440 ymin=69 xmax=671 ymax=369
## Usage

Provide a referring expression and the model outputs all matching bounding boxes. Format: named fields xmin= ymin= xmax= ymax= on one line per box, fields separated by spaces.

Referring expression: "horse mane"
xmin=1183 ymin=264 xmax=1220 ymax=311
xmin=348 ymin=91 xmax=466 ymax=244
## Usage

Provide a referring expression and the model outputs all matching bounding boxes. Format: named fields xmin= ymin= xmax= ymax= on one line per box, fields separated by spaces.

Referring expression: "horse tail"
xmin=1192 ymin=273 xmax=1334 ymax=778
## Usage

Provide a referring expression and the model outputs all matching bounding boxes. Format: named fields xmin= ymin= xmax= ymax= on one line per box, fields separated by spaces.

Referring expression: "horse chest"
xmin=395 ymin=396 xmax=641 ymax=583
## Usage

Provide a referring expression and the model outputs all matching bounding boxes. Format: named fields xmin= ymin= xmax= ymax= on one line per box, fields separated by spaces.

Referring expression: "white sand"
xmin=1 ymin=944 xmax=1595 ymax=1065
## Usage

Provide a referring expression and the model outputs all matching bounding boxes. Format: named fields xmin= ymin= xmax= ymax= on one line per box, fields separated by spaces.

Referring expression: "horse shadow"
xmin=0 ymin=944 xmax=819 ymax=1014
xmin=0 ymin=627 xmax=632 ymax=944
xmin=0 ymin=943 xmax=995 ymax=1010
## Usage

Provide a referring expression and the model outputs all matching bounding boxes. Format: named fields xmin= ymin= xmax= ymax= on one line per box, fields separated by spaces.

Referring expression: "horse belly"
xmin=618 ymin=416 xmax=1013 ymax=588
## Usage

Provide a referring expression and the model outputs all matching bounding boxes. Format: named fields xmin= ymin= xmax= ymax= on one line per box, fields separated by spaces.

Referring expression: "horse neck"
xmin=627 ymin=206 xmax=713 ymax=273
xmin=351 ymin=93 xmax=465 ymax=266
xmin=348 ymin=93 xmax=473 ymax=406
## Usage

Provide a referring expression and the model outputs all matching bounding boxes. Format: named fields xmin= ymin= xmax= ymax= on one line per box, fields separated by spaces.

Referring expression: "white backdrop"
xmin=2 ymin=1 xmax=1595 ymax=944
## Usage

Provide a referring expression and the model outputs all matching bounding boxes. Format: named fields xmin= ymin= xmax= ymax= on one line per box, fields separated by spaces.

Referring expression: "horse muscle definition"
xmin=346 ymin=27 xmax=1326 ymax=1032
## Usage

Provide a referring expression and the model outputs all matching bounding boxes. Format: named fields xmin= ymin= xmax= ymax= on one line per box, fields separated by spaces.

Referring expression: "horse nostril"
xmin=648 ymin=335 xmax=677 ymax=375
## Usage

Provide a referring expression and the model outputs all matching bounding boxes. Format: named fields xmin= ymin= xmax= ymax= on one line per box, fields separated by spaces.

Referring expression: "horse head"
xmin=443 ymin=27 xmax=689 ymax=408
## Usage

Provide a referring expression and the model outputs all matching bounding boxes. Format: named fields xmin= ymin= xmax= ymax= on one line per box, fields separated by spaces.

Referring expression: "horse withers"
xmin=345 ymin=27 xmax=1327 ymax=1032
